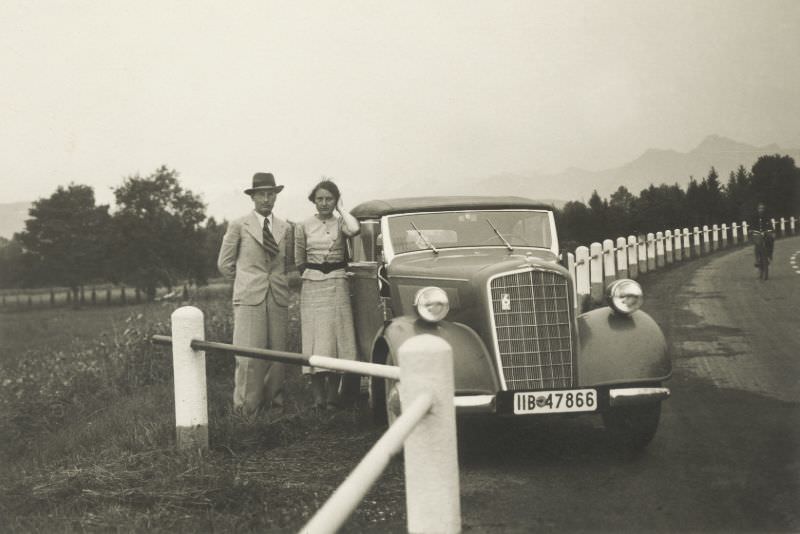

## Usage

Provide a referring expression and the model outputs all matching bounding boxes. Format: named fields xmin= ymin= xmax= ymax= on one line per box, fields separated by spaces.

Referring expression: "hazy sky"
xmin=2 ymin=0 xmax=798 ymax=221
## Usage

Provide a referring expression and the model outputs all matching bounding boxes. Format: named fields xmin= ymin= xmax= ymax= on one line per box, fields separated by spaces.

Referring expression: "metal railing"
xmin=153 ymin=306 xmax=460 ymax=534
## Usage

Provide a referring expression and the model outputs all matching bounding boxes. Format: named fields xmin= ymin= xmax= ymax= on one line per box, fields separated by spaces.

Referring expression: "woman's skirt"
xmin=300 ymin=276 xmax=357 ymax=374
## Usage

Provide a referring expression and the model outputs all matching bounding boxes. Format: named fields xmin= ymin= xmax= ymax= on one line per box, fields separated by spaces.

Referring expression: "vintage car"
xmin=347 ymin=196 xmax=671 ymax=449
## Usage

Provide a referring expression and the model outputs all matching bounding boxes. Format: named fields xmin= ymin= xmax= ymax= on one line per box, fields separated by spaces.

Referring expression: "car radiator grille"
xmin=489 ymin=270 xmax=575 ymax=390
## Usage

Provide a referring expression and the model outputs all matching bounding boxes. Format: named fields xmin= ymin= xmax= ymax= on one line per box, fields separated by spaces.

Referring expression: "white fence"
xmin=156 ymin=308 xmax=461 ymax=534
xmin=568 ymin=215 xmax=798 ymax=309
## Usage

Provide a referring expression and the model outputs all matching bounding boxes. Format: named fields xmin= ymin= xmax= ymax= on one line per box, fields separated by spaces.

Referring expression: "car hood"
xmin=387 ymin=247 xmax=566 ymax=282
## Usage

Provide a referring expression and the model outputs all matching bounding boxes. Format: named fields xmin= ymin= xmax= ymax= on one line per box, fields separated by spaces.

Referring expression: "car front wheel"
xmin=369 ymin=351 xmax=401 ymax=426
xmin=602 ymin=402 xmax=661 ymax=451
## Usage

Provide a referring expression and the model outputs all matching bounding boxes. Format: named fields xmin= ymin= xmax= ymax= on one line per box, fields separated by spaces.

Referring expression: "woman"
xmin=295 ymin=179 xmax=360 ymax=410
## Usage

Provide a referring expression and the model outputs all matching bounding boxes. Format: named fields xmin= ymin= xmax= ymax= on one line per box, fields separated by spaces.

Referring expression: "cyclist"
xmin=750 ymin=201 xmax=775 ymax=267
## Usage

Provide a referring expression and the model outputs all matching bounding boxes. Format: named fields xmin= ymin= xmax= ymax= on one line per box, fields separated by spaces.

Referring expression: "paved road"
xmin=456 ymin=235 xmax=800 ymax=533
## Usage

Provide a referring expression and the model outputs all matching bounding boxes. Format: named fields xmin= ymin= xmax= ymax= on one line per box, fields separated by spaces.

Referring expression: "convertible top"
xmin=350 ymin=196 xmax=554 ymax=219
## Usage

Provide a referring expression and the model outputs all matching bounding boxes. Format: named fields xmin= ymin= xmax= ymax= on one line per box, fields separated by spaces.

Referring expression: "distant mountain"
xmin=0 ymin=202 xmax=30 ymax=239
xmin=470 ymin=135 xmax=800 ymax=203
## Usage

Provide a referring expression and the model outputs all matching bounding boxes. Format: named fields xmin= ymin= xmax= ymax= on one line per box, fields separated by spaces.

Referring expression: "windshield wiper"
xmin=409 ymin=221 xmax=439 ymax=254
xmin=486 ymin=219 xmax=513 ymax=251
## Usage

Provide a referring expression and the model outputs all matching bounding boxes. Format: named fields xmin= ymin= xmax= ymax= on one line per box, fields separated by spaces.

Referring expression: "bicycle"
xmin=751 ymin=229 xmax=773 ymax=281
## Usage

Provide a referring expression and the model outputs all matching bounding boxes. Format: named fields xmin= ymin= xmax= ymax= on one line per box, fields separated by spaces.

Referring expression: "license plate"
xmin=513 ymin=389 xmax=598 ymax=414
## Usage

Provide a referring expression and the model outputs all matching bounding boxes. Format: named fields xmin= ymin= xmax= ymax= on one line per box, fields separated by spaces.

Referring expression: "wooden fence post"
xmin=575 ymin=246 xmax=590 ymax=310
xmin=780 ymin=217 xmax=786 ymax=236
xmin=673 ymin=228 xmax=682 ymax=261
xmin=615 ymin=237 xmax=628 ymax=279
xmin=731 ymin=222 xmax=739 ymax=245
xmin=646 ymin=233 xmax=656 ymax=271
xmin=790 ymin=216 xmax=796 ymax=234
xmin=742 ymin=221 xmax=749 ymax=242
xmin=590 ymin=242 xmax=604 ymax=305
xmin=655 ymin=232 xmax=665 ymax=268
xmin=711 ymin=224 xmax=719 ymax=251
xmin=721 ymin=223 xmax=728 ymax=248
xmin=171 ymin=306 xmax=208 ymax=450
xmin=627 ymin=235 xmax=638 ymax=278
xmin=602 ymin=239 xmax=616 ymax=287
xmin=399 ymin=335 xmax=461 ymax=534
xmin=702 ymin=225 xmax=710 ymax=254
xmin=692 ymin=227 xmax=701 ymax=256
xmin=664 ymin=230 xmax=673 ymax=264
xmin=638 ymin=235 xmax=648 ymax=274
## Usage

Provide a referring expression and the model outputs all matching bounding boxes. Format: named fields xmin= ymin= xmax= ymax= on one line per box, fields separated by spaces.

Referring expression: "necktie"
xmin=262 ymin=218 xmax=280 ymax=257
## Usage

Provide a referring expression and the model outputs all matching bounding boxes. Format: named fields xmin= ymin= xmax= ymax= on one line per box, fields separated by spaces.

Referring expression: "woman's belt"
xmin=305 ymin=261 xmax=347 ymax=274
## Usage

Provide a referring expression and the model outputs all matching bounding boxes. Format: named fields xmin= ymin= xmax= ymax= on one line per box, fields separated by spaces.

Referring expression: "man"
xmin=218 ymin=172 xmax=292 ymax=415
xmin=750 ymin=201 xmax=775 ymax=264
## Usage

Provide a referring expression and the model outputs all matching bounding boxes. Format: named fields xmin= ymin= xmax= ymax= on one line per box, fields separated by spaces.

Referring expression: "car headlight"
xmin=414 ymin=286 xmax=450 ymax=322
xmin=606 ymin=279 xmax=643 ymax=315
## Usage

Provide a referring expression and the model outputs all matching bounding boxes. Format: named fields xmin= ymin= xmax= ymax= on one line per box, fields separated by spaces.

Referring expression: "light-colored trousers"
xmin=233 ymin=290 xmax=287 ymax=414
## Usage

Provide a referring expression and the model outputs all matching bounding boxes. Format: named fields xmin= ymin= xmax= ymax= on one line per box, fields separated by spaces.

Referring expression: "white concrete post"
xmin=567 ymin=252 xmax=578 ymax=310
xmin=682 ymin=228 xmax=691 ymax=258
xmin=589 ymin=242 xmax=604 ymax=305
xmin=732 ymin=222 xmax=739 ymax=245
xmin=400 ymin=335 xmax=461 ymax=534
xmin=791 ymin=216 xmax=796 ymax=234
xmin=771 ymin=218 xmax=778 ymax=237
xmin=171 ymin=306 xmax=208 ymax=450
xmin=646 ymin=233 xmax=656 ymax=271
xmin=673 ymin=228 xmax=682 ymax=261
xmin=602 ymin=239 xmax=616 ymax=287
xmin=638 ymin=235 xmax=648 ymax=274
xmin=627 ymin=235 xmax=638 ymax=278
xmin=575 ymin=246 xmax=590 ymax=311
xmin=742 ymin=221 xmax=749 ymax=241
xmin=702 ymin=225 xmax=710 ymax=254
xmin=655 ymin=231 xmax=665 ymax=268
xmin=721 ymin=223 xmax=728 ymax=248
xmin=711 ymin=224 xmax=719 ymax=251
xmin=664 ymin=230 xmax=674 ymax=264
xmin=780 ymin=217 xmax=786 ymax=235
xmin=692 ymin=226 xmax=701 ymax=256
xmin=615 ymin=237 xmax=628 ymax=279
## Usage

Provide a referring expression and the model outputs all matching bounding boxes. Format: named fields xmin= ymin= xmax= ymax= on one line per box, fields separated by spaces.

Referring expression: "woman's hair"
xmin=308 ymin=179 xmax=340 ymax=203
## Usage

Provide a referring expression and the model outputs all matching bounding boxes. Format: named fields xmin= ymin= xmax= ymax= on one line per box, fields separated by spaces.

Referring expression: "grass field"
xmin=0 ymin=289 xmax=406 ymax=532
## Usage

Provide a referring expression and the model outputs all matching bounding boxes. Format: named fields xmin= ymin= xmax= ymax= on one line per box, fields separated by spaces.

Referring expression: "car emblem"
xmin=501 ymin=293 xmax=511 ymax=311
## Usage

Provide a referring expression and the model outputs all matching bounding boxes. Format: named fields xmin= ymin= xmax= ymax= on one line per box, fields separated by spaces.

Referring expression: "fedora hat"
xmin=245 ymin=172 xmax=284 ymax=195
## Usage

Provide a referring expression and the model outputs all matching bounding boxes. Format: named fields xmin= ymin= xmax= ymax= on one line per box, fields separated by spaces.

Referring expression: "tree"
xmin=109 ymin=166 xmax=207 ymax=299
xmin=557 ymin=200 xmax=594 ymax=247
xmin=750 ymin=154 xmax=800 ymax=218
xmin=0 ymin=236 xmax=27 ymax=288
xmin=16 ymin=184 xmax=111 ymax=300
xmin=201 ymin=217 xmax=227 ymax=284
xmin=725 ymin=165 xmax=751 ymax=221
xmin=703 ymin=167 xmax=724 ymax=223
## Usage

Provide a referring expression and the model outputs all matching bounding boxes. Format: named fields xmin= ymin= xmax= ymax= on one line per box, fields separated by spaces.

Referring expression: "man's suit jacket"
xmin=217 ymin=212 xmax=292 ymax=306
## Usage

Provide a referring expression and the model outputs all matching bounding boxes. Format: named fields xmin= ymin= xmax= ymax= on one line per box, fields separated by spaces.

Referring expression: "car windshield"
xmin=387 ymin=210 xmax=552 ymax=254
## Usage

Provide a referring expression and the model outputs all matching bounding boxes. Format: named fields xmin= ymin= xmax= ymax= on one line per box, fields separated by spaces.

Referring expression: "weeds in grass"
xmin=0 ymin=292 xmax=405 ymax=532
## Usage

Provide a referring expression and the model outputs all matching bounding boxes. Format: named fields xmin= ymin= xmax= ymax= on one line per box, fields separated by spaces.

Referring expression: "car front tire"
xmin=602 ymin=402 xmax=661 ymax=451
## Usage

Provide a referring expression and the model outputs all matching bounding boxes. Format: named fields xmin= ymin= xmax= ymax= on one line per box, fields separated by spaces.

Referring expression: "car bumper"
xmin=453 ymin=386 xmax=671 ymax=415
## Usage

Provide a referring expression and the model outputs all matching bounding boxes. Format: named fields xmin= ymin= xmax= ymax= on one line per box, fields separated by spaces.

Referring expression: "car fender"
xmin=576 ymin=307 xmax=671 ymax=386
xmin=372 ymin=316 xmax=500 ymax=395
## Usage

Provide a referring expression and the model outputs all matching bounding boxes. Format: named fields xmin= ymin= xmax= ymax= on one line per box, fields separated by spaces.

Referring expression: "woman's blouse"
xmin=295 ymin=215 xmax=348 ymax=281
